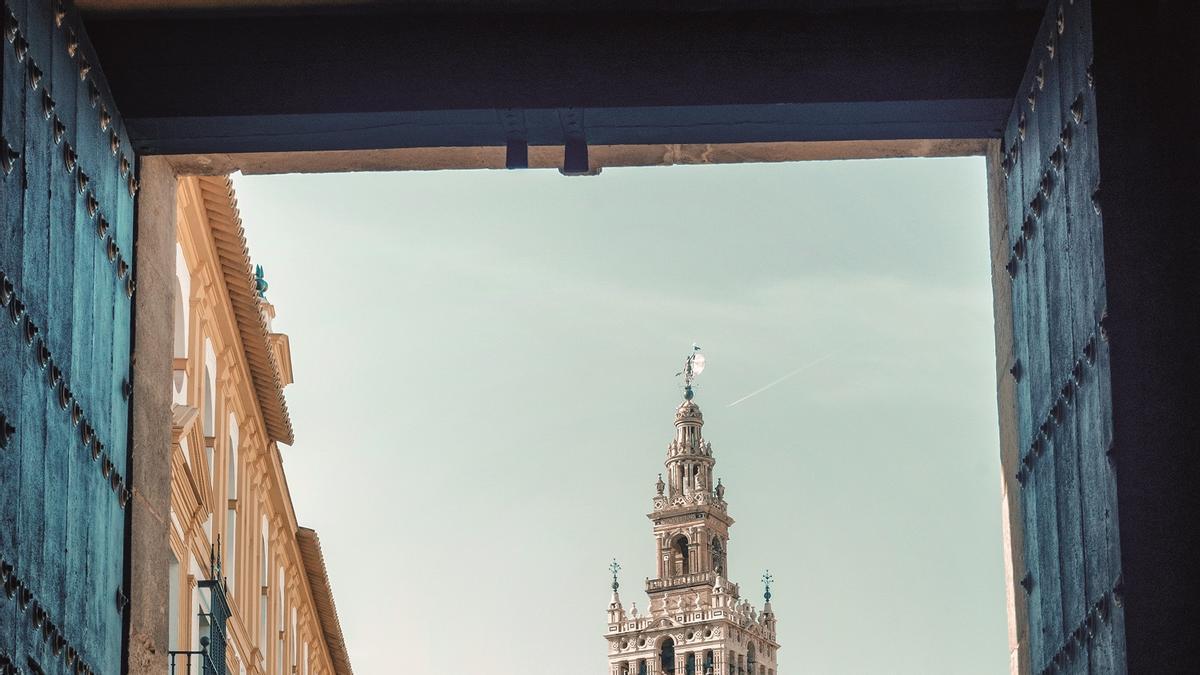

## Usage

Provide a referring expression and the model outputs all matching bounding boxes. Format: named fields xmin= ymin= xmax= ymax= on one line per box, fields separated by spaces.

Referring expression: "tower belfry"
xmin=606 ymin=350 xmax=780 ymax=675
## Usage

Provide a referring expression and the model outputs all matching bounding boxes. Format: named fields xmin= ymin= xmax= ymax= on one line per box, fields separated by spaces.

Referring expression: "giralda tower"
xmin=605 ymin=349 xmax=780 ymax=675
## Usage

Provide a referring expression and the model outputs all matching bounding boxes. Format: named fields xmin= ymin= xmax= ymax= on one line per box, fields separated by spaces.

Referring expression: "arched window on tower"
xmin=711 ymin=537 xmax=725 ymax=575
xmin=686 ymin=652 xmax=696 ymax=675
xmin=747 ymin=643 xmax=757 ymax=673
xmin=703 ymin=650 xmax=714 ymax=675
xmin=660 ymin=637 xmax=676 ymax=675
xmin=672 ymin=535 xmax=690 ymax=576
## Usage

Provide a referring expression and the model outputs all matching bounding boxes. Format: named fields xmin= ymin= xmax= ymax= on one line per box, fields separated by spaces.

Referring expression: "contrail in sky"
xmin=726 ymin=351 xmax=838 ymax=407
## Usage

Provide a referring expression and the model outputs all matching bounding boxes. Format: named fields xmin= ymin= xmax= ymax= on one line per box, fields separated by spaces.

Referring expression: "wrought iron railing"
xmin=168 ymin=553 xmax=231 ymax=675
xmin=198 ymin=578 xmax=230 ymax=675
xmin=167 ymin=645 xmax=215 ymax=675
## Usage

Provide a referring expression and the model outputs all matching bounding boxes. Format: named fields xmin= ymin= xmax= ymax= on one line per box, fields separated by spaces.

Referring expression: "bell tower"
xmin=606 ymin=349 xmax=780 ymax=675
xmin=650 ymin=389 xmax=732 ymax=592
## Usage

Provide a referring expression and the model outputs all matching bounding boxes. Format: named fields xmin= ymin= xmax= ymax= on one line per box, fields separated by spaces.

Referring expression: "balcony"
xmin=646 ymin=571 xmax=715 ymax=593
xmin=168 ymin=644 xmax=216 ymax=675
xmin=170 ymin=570 xmax=230 ymax=675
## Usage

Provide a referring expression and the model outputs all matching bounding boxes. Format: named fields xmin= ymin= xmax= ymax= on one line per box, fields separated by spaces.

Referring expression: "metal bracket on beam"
xmin=500 ymin=108 xmax=528 ymax=169
xmin=558 ymin=108 xmax=597 ymax=176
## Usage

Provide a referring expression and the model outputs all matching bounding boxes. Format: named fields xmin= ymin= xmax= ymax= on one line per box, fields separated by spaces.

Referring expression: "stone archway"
xmin=660 ymin=636 xmax=676 ymax=674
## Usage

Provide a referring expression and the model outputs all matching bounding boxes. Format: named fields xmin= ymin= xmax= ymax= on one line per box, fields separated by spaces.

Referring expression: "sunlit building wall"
xmin=166 ymin=176 xmax=352 ymax=675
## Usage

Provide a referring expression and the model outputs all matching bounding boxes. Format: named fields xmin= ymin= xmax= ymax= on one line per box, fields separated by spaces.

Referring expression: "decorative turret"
xmin=761 ymin=570 xmax=778 ymax=633
xmin=608 ymin=559 xmax=625 ymax=625
xmin=664 ymin=397 xmax=715 ymax=500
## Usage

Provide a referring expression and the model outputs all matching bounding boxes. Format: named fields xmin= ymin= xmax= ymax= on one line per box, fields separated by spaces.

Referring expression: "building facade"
xmin=166 ymin=175 xmax=352 ymax=675
xmin=606 ymin=369 xmax=780 ymax=675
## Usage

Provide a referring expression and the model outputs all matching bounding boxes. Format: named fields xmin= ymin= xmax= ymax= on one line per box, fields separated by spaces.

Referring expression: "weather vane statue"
xmin=676 ymin=343 xmax=706 ymax=400
xmin=762 ymin=570 xmax=774 ymax=603
xmin=610 ymin=559 xmax=622 ymax=591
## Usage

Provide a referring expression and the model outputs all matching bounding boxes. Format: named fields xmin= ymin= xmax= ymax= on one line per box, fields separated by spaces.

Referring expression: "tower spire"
xmin=661 ymin=346 xmax=715 ymax=506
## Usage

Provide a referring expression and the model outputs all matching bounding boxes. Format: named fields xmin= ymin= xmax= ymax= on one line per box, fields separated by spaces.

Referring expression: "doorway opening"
xmin=149 ymin=146 xmax=1017 ymax=675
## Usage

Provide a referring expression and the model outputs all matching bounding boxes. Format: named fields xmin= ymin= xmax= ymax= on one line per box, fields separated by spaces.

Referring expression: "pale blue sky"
xmin=233 ymin=156 xmax=1007 ymax=674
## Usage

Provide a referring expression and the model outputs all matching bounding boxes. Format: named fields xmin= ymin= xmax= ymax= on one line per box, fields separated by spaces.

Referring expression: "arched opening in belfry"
xmin=672 ymin=535 xmax=690 ymax=576
xmin=659 ymin=637 xmax=676 ymax=674
xmin=703 ymin=650 xmax=714 ymax=675
xmin=747 ymin=642 xmax=757 ymax=672
xmin=685 ymin=652 xmax=696 ymax=675
xmin=710 ymin=537 xmax=724 ymax=575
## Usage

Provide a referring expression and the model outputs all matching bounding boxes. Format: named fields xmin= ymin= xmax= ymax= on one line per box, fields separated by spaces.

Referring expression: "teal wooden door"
xmin=1 ymin=0 xmax=137 ymax=672
xmin=1000 ymin=1 xmax=1126 ymax=672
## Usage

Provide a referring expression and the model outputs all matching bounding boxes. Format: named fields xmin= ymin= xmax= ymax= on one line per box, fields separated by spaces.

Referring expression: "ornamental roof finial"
xmin=675 ymin=344 xmax=706 ymax=400
xmin=609 ymin=559 xmax=621 ymax=592
xmin=254 ymin=264 xmax=269 ymax=299
xmin=762 ymin=569 xmax=774 ymax=603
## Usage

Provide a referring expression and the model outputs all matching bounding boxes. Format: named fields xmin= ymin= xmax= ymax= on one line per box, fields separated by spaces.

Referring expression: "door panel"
xmin=999 ymin=1 xmax=1125 ymax=672
xmin=0 ymin=1 xmax=137 ymax=673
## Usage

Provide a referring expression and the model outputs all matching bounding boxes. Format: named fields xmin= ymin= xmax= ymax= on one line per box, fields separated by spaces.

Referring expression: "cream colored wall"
xmin=167 ymin=176 xmax=339 ymax=675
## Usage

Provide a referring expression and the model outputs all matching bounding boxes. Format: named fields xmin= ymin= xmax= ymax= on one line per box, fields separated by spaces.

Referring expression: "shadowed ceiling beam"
xmin=85 ymin=9 xmax=1041 ymax=154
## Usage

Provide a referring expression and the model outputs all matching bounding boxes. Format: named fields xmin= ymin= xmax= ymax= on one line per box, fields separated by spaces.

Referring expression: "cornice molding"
xmin=193 ymin=176 xmax=294 ymax=445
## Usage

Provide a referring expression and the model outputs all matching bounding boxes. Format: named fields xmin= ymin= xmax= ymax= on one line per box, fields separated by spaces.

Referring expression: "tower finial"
xmin=676 ymin=344 xmax=706 ymax=399
xmin=762 ymin=569 xmax=774 ymax=603
xmin=610 ymin=559 xmax=621 ymax=592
